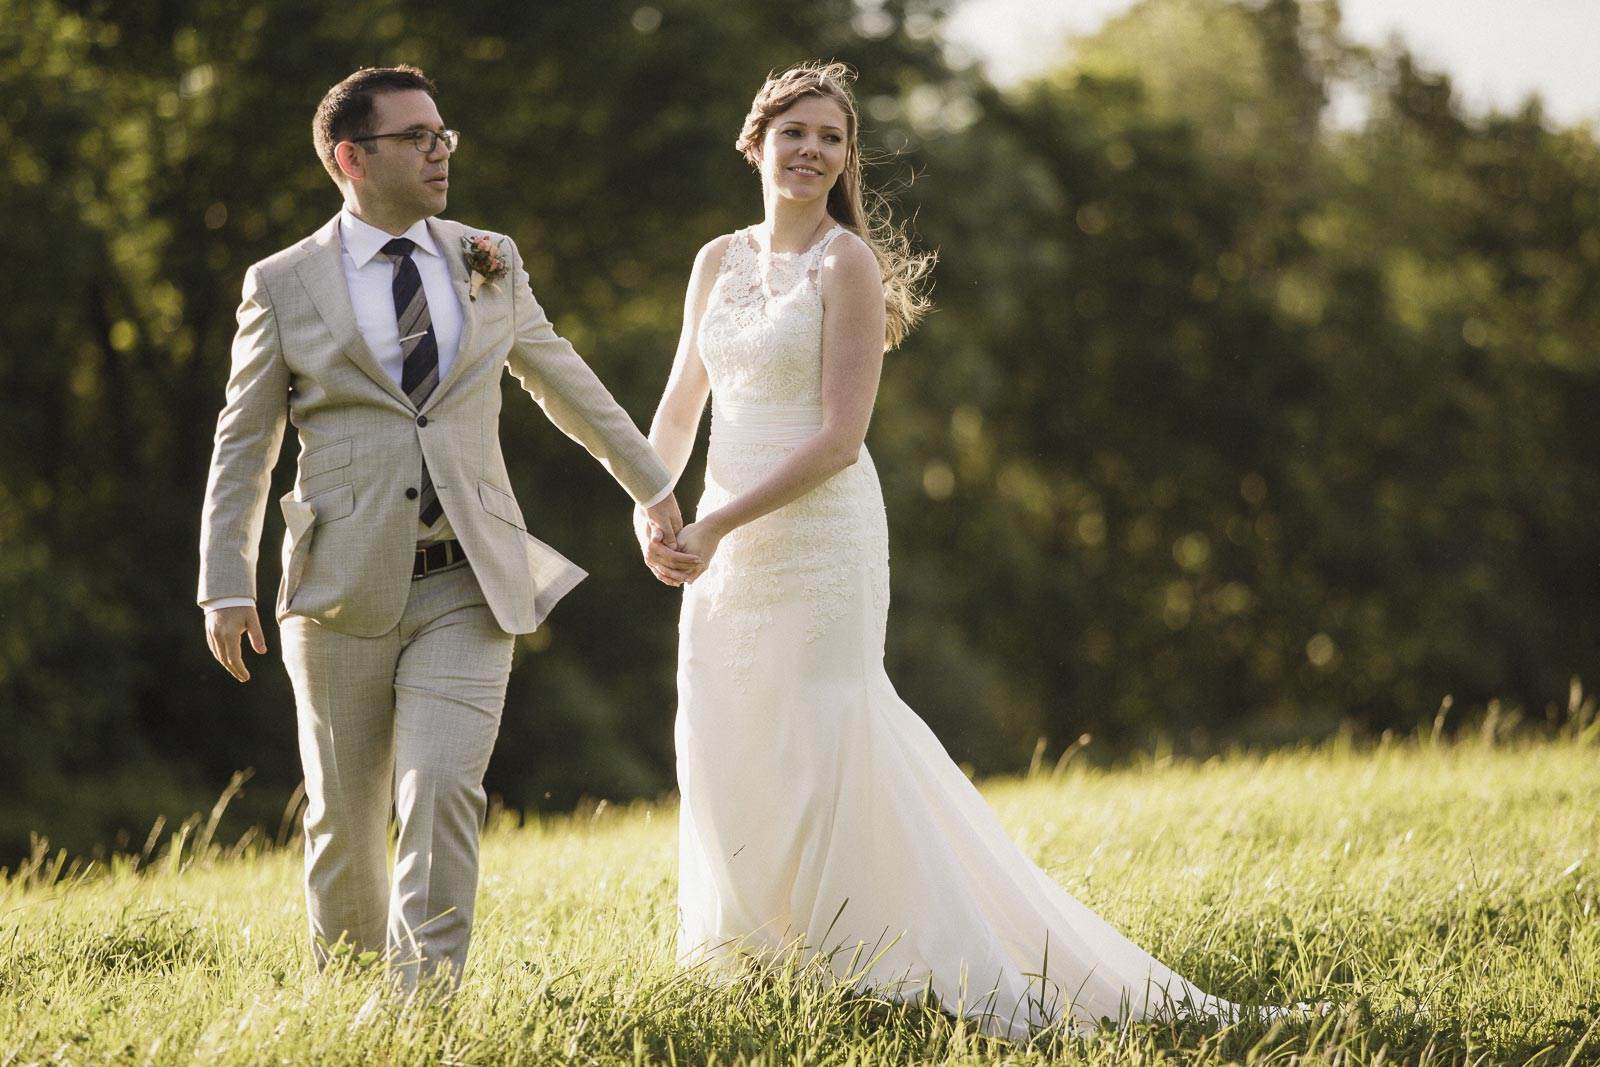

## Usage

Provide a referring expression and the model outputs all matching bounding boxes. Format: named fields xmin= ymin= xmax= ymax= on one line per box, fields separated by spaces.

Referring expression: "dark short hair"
xmin=312 ymin=65 xmax=437 ymax=182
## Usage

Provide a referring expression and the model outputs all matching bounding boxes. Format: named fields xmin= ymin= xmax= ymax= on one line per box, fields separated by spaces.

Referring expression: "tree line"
xmin=2 ymin=0 xmax=1595 ymax=860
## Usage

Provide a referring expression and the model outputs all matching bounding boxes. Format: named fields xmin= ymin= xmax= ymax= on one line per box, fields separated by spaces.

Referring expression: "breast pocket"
xmin=474 ymin=309 xmax=511 ymax=350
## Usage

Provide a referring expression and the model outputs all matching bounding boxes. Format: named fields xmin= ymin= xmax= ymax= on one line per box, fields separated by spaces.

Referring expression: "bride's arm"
xmin=636 ymin=236 xmax=728 ymax=583
xmin=677 ymin=233 xmax=887 ymax=568
xmin=648 ymin=235 xmax=727 ymax=478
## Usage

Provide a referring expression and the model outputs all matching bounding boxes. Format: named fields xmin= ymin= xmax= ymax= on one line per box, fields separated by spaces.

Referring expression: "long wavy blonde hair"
xmin=736 ymin=62 xmax=934 ymax=350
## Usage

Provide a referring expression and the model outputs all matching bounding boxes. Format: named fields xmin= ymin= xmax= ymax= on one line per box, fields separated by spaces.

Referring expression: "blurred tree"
xmin=2 ymin=0 xmax=1596 ymax=860
xmin=0 ymin=0 xmax=952 ymax=858
xmin=877 ymin=0 xmax=1600 ymax=763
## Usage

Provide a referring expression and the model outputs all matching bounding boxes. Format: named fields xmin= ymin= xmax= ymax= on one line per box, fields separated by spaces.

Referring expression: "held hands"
xmin=636 ymin=493 xmax=712 ymax=587
xmin=674 ymin=521 xmax=722 ymax=575
xmin=205 ymin=605 xmax=267 ymax=682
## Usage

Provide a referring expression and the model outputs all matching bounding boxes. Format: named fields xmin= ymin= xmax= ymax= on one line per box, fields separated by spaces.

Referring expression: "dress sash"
xmin=711 ymin=400 xmax=824 ymax=447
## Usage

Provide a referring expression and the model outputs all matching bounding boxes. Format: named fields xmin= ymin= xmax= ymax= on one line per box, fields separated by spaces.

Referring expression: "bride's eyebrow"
xmin=778 ymin=121 xmax=844 ymax=133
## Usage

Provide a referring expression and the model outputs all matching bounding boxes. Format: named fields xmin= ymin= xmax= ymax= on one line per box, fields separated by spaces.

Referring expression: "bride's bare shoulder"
xmin=695 ymin=231 xmax=739 ymax=271
xmin=685 ymin=232 xmax=741 ymax=313
xmin=689 ymin=232 xmax=742 ymax=293
xmin=820 ymin=227 xmax=874 ymax=268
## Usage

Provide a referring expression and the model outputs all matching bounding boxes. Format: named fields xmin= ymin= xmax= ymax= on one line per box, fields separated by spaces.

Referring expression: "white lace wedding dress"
xmin=674 ymin=224 xmax=1257 ymax=1038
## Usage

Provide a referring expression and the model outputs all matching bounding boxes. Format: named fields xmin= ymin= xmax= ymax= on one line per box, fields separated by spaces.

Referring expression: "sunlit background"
xmin=2 ymin=0 xmax=1596 ymax=862
xmin=949 ymin=0 xmax=1600 ymax=128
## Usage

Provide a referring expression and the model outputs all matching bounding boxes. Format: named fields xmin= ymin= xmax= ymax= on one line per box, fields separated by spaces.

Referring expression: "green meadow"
xmin=4 ymin=728 xmax=1597 ymax=1067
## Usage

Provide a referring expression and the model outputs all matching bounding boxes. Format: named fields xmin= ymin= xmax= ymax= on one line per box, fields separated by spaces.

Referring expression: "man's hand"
xmin=206 ymin=605 xmax=267 ymax=682
xmin=645 ymin=524 xmax=703 ymax=586
xmin=635 ymin=495 xmax=699 ymax=586
xmin=644 ymin=493 xmax=685 ymax=543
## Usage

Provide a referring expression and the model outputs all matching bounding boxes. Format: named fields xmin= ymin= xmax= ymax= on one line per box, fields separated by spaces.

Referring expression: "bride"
xmin=635 ymin=61 xmax=1279 ymax=1038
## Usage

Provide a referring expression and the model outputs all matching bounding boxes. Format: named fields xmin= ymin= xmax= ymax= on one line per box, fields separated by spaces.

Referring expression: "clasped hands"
xmin=637 ymin=495 xmax=718 ymax=587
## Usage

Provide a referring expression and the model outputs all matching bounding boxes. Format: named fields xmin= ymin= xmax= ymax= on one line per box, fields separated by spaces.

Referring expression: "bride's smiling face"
xmin=757 ymin=95 xmax=850 ymax=203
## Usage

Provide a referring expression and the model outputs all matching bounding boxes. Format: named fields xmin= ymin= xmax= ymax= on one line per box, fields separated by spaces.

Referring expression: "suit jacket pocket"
xmin=280 ymin=483 xmax=355 ymax=605
xmin=298 ymin=437 xmax=353 ymax=482
xmin=478 ymin=480 xmax=527 ymax=530
xmin=474 ymin=479 xmax=585 ymax=629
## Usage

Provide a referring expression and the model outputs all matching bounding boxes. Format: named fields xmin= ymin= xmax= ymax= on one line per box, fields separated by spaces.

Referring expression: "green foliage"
xmin=2 ymin=0 xmax=1598 ymax=858
xmin=875 ymin=0 xmax=1600 ymax=764
xmin=0 ymin=0 xmax=950 ymax=855
xmin=3 ymin=737 xmax=1598 ymax=1065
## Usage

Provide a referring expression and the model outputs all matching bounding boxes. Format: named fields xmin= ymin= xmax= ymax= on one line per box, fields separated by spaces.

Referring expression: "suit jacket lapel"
xmin=426 ymin=217 xmax=479 ymax=407
xmin=294 ymin=215 xmax=414 ymax=410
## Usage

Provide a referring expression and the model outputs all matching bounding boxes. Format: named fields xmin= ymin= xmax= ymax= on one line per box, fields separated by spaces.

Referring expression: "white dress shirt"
xmin=339 ymin=209 xmax=464 ymax=401
xmin=339 ymin=209 xmax=462 ymax=543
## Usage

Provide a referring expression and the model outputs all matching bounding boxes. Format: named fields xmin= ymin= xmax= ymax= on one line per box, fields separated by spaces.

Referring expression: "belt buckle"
xmin=413 ymin=541 xmax=459 ymax=581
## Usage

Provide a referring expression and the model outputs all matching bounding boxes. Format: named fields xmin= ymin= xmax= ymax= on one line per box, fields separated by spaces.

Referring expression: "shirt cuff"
xmin=640 ymin=480 xmax=675 ymax=510
xmin=201 ymin=596 xmax=256 ymax=613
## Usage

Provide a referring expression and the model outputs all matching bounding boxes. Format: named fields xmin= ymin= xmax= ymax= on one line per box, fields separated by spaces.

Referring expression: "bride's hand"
xmin=675 ymin=521 xmax=723 ymax=580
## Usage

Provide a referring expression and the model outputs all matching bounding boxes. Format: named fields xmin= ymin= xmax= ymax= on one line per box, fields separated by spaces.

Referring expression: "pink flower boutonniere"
xmin=462 ymin=234 xmax=509 ymax=301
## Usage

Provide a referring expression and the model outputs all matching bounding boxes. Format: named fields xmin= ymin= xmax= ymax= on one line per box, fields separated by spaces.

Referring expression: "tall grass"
xmin=3 ymin=720 xmax=1597 ymax=1066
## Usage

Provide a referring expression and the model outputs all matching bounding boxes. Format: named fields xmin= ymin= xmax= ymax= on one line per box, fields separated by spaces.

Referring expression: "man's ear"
xmin=335 ymin=142 xmax=366 ymax=181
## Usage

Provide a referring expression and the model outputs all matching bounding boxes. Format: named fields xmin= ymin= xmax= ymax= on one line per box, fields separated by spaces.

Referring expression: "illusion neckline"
xmin=751 ymin=222 xmax=844 ymax=259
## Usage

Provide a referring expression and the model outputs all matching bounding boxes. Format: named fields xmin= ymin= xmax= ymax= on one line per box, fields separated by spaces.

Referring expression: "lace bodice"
xmin=697 ymin=225 xmax=836 ymax=405
xmin=687 ymin=224 xmax=890 ymax=679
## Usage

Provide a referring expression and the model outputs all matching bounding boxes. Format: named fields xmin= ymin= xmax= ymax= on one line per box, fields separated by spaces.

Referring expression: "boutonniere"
xmin=462 ymin=234 xmax=510 ymax=301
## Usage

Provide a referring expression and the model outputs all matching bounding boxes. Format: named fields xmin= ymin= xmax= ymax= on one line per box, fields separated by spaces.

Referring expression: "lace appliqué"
xmin=693 ymin=445 xmax=890 ymax=685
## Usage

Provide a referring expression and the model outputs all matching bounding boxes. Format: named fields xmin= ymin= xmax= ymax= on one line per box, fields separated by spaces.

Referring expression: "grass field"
xmin=3 ymin=727 xmax=1597 ymax=1066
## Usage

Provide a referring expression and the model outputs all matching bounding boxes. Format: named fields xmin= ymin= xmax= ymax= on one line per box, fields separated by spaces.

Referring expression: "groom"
xmin=198 ymin=66 xmax=680 ymax=987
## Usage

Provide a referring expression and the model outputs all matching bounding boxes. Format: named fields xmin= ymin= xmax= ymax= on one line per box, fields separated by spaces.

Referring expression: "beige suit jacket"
xmin=197 ymin=214 xmax=671 ymax=637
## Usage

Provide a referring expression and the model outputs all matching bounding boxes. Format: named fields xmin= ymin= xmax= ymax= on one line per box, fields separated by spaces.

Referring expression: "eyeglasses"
xmin=347 ymin=128 xmax=460 ymax=154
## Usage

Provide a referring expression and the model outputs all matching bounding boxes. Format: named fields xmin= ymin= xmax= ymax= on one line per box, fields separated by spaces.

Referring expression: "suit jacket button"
xmin=416 ymin=414 xmax=429 ymax=427
xmin=405 ymin=487 xmax=419 ymax=500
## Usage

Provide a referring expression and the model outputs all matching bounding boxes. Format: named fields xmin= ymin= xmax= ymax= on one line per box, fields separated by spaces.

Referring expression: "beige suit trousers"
xmin=280 ymin=561 xmax=514 ymax=986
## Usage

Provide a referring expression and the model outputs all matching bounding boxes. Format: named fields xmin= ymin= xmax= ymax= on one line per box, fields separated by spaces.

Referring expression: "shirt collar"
xmin=338 ymin=208 xmax=441 ymax=269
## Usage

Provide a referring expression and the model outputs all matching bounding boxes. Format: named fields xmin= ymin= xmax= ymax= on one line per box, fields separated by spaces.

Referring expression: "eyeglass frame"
xmin=345 ymin=128 xmax=460 ymax=154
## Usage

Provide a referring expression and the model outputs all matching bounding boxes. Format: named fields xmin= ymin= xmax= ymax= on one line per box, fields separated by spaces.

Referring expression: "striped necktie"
xmin=382 ymin=237 xmax=443 ymax=528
